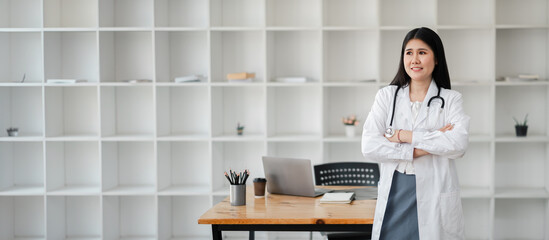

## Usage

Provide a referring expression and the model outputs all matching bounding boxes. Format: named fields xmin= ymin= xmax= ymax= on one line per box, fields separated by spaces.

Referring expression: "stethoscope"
xmin=384 ymin=85 xmax=445 ymax=138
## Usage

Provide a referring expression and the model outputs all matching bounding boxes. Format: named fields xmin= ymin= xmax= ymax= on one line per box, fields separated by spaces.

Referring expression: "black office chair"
xmin=313 ymin=162 xmax=380 ymax=240
xmin=314 ymin=162 xmax=380 ymax=187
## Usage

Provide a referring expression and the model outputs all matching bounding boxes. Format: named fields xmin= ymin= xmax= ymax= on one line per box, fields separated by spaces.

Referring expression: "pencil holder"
xmin=230 ymin=185 xmax=246 ymax=206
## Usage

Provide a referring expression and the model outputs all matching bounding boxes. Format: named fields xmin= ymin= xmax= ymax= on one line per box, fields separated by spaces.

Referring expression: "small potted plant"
xmin=342 ymin=115 xmax=360 ymax=137
xmin=513 ymin=114 xmax=528 ymax=137
xmin=6 ymin=127 xmax=18 ymax=137
xmin=236 ymin=122 xmax=244 ymax=136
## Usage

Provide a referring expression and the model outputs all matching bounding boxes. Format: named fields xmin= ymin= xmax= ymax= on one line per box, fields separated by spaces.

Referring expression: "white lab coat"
xmin=362 ymin=80 xmax=469 ymax=240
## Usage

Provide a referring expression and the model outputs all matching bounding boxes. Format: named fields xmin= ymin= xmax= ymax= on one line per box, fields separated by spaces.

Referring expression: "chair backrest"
xmin=314 ymin=162 xmax=379 ymax=186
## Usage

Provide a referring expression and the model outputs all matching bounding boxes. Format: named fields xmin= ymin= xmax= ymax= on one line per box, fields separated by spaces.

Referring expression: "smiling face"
xmin=403 ymin=39 xmax=436 ymax=83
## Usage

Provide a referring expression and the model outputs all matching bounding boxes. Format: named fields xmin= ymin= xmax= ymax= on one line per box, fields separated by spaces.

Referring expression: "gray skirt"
xmin=379 ymin=171 xmax=420 ymax=240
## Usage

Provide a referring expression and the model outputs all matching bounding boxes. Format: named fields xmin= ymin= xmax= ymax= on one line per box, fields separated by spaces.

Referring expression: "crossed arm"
xmin=385 ymin=123 xmax=455 ymax=158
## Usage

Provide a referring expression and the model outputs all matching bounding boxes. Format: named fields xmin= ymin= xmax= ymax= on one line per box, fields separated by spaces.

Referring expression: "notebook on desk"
xmin=262 ymin=156 xmax=332 ymax=197
xmin=320 ymin=192 xmax=355 ymax=204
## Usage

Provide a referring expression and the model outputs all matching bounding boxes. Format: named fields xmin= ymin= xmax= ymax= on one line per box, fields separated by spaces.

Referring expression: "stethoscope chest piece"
xmin=384 ymin=128 xmax=395 ymax=138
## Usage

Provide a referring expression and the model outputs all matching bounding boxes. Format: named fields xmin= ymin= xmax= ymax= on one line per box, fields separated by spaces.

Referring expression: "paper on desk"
xmin=332 ymin=187 xmax=378 ymax=200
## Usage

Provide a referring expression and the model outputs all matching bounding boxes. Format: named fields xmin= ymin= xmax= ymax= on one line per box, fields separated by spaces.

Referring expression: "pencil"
xmin=224 ymin=172 xmax=233 ymax=185
xmin=243 ymin=169 xmax=249 ymax=184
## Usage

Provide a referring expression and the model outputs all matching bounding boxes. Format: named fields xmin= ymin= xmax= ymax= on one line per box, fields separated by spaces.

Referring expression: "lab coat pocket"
xmin=439 ymin=191 xmax=464 ymax=238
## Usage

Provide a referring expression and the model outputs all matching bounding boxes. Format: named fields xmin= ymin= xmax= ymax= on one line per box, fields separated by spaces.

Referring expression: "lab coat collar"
xmin=414 ymin=79 xmax=438 ymax=128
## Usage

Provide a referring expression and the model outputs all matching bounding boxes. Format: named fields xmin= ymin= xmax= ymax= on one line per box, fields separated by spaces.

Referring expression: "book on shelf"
xmin=227 ymin=72 xmax=255 ymax=81
xmin=320 ymin=192 xmax=355 ymax=204
xmin=47 ymin=79 xmax=87 ymax=84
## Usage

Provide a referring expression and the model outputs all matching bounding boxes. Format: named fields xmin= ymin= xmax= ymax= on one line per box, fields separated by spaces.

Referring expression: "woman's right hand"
xmin=438 ymin=123 xmax=454 ymax=132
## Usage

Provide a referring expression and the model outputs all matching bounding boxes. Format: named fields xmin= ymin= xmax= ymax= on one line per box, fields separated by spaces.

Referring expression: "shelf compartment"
xmin=101 ymin=86 xmax=154 ymax=137
xmin=103 ymin=196 xmax=156 ymax=239
xmin=157 ymin=141 xmax=211 ymax=195
xmin=379 ymin=0 xmax=436 ymax=27
xmin=99 ymin=31 xmax=153 ymax=83
xmin=379 ymin=29 xmax=408 ymax=83
xmin=0 ymin=87 xmax=43 ymax=137
xmin=267 ymin=86 xmax=321 ymax=137
xmin=462 ymin=199 xmax=491 ymax=240
xmin=495 ymin=85 xmax=547 ymax=136
xmin=212 ymin=86 xmax=265 ymax=137
xmin=323 ymin=30 xmax=378 ymax=83
xmin=266 ymin=0 xmax=321 ymax=27
xmin=102 ymin=141 xmax=155 ymax=194
xmin=45 ymin=86 xmax=99 ymax=138
xmin=494 ymin=199 xmax=547 ymax=239
xmin=211 ymin=31 xmax=264 ymax=83
xmin=0 ymin=0 xmax=42 ymax=28
xmin=99 ymin=0 xmax=153 ymax=27
xmin=155 ymin=31 xmax=208 ymax=83
xmin=439 ymin=29 xmax=494 ymax=83
xmin=323 ymin=86 xmax=376 ymax=136
xmin=267 ymin=30 xmax=321 ymax=82
xmin=0 ymin=142 xmax=44 ymax=195
xmin=0 ymin=196 xmax=45 ymax=239
xmin=453 ymin=86 xmax=493 ymax=137
xmin=496 ymin=28 xmax=547 ymax=81
xmin=210 ymin=0 xmax=264 ymax=27
xmin=155 ymin=0 xmax=208 ymax=27
xmin=158 ymin=196 xmax=211 ymax=239
xmin=44 ymin=0 xmax=98 ymax=28
xmin=323 ymin=142 xmax=364 ymax=163
xmin=157 ymin=86 xmax=210 ymax=138
xmin=45 ymin=31 xmax=99 ymax=83
xmin=437 ymin=0 xmax=493 ymax=26
xmin=0 ymin=32 xmax=43 ymax=83
xmin=46 ymin=141 xmax=100 ymax=194
xmin=495 ymin=143 xmax=547 ymax=195
xmin=47 ymin=196 xmax=101 ymax=239
xmin=267 ymin=142 xmax=322 ymax=166
xmin=456 ymin=143 xmax=492 ymax=195
xmin=212 ymin=142 xmax=264 ymax=192
xmin=496 ymin=0 xmax=547 ymax=26
xmin=323 ymin=0 xmax=377 ymax=27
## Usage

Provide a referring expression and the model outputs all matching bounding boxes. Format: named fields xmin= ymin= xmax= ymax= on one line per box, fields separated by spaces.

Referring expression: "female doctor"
xmin=362 ymin=27 xmax=470 ymax=240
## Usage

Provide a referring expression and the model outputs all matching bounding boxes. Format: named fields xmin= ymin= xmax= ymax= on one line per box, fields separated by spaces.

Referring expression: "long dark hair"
xmin=390 ymin=27 xmax=451 ymax=89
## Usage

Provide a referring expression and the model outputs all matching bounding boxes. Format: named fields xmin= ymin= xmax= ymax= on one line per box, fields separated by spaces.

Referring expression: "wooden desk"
xmin=198 ymin=186 xmax=376 ymax=240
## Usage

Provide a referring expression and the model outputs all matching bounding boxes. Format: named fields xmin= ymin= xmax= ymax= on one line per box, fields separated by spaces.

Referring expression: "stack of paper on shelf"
xmin=227 ymin=72 xmax=255 ymax=82
xmin=47 ymin=79 xmax=87 ymax=84
xmin=320 ymin=192 xmax=355 ymax=204
xmin=275 ymin=77 xmax=308 ymax=83
xmin=502 ymin=74 xmax=540 ymax=82
xmin=174 ymin=75 xmax=203 ymax=83
xmin=125 ymin=79 xmax=152 ymax=83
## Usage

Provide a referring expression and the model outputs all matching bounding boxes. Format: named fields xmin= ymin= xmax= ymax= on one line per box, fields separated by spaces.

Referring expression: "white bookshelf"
xmin=0 ymin=0 xmax=547 ymax=239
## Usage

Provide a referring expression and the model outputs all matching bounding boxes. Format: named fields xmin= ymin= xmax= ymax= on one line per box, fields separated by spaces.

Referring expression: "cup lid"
xmin=253 ymin=178 xmax=266 ymax=182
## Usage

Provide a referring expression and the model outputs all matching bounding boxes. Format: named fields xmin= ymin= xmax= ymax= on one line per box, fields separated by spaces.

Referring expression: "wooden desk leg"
xmin=212 ymin=225 xmax=222 ymax=240
xmin=249 ymin=230 xmax=255 ymax=240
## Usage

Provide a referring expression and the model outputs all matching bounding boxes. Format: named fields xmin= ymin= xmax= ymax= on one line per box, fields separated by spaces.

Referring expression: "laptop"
xmin=262 ymin=156 xmax=332 ymax=197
